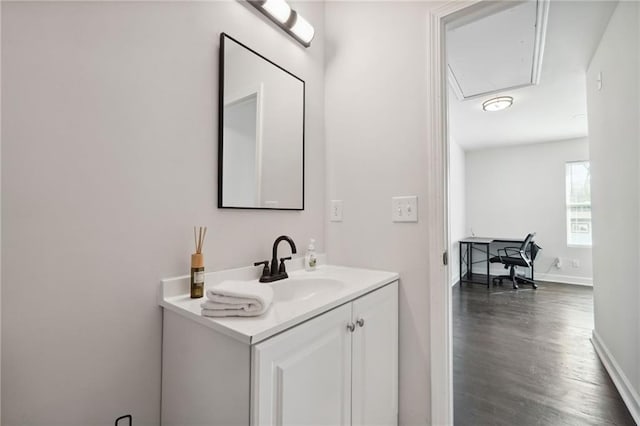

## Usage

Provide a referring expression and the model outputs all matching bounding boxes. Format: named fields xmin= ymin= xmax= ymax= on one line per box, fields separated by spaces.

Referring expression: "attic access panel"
xmin=446 ymin=0 xmax=549 ymax=100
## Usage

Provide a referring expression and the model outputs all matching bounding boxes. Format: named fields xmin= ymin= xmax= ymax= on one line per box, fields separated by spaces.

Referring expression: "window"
xmin=566 ymin=161 xmax=592 ymax=246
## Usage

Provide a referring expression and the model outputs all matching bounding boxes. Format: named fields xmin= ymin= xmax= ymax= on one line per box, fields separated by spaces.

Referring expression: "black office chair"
xmin=490 ymin=233 xmax=541 ymax=290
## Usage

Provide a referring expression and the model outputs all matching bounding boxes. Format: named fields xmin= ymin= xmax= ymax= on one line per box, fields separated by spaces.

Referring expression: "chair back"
xmin=519 ymin=233 xmax=536 ymax=266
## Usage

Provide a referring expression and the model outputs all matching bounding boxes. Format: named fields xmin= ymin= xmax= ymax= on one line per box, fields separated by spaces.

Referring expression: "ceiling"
xmin=447 ymin=1 xmax=539 ymax=99
xmin=447 ymin=1 xmax=617 ymax=150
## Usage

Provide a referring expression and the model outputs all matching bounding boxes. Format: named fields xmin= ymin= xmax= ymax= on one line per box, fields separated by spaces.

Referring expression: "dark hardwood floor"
xmin=453 ymin=281 xmax=635 ymax=425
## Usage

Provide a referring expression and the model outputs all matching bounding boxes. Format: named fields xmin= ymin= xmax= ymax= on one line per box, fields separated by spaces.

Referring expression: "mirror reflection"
xmin=218 ymin=33 xmax=304 ymax=210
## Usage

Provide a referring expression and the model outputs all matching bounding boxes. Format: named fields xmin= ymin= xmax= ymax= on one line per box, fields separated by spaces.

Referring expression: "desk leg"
xmin=468 ymin=243 xmax=472 ymax=281
xmin=486 ymin=244 xmax=490 ymax=288
xmin=528 ymin=241 xmax=535 ymax=281
xmin=531 ymin=258 xmax=535 ymax=281
xmin=459 ymin=241 xmax=462 ymax=287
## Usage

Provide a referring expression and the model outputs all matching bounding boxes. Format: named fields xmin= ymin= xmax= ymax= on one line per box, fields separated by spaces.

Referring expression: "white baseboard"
xmin=470 ymin=267 xmax=593 ymax=286
xmin=450 ymin=273 xmax=460 ymax=287
xmin=536 ymin=273 xmax=593 ymax=286
xmin=591 ymin=330 xmax=640 ymax=424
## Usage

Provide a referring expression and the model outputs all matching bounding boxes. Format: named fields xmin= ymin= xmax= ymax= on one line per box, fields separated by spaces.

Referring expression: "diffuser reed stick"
xmin=202 ymin=227 xmax=207 ymax=251
xmin=191 ymin=226 xmax=207 ymax=298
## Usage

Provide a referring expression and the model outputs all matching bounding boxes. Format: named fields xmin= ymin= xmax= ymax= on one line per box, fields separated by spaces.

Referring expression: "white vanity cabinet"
xmin=351 ymin=282 xmax=399 ymax=426
xmin=251 ymin=282 xmax=398 ymax=426
xmin=160 ymin=264 xmax=398 ymax=426
xmin=251 ymin=303 xmax=353 ymax=426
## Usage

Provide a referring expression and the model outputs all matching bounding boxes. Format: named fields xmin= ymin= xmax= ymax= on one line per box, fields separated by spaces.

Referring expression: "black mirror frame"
xmin=217 ymin=33 xmax=305 ymax=211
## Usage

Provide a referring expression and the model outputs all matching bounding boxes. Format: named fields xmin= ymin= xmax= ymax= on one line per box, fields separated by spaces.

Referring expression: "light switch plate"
xmin=392 ymin=196 xmax=418 ymax=222
xmin=330 ymin=200 xmax=343 ymax=222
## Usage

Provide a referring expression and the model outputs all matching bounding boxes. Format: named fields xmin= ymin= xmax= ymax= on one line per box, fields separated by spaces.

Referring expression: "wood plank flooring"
xmin=453 ymin=281 xmax=635 ymax=425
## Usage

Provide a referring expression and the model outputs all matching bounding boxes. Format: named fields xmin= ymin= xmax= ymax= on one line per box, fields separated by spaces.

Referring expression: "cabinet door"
xmin=351 ymin=282 xmax=399 ymax=426
xmin=252 ymin=303 xmax=352 ymax=426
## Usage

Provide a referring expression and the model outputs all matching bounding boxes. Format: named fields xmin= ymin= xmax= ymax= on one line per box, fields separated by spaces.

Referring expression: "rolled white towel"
xmin=201 ymin=280 xmax=273 ymax=317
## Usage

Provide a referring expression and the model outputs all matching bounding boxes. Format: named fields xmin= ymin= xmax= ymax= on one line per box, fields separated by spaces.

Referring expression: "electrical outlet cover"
xmin=330 ymin=200 xmax=343 ymax=222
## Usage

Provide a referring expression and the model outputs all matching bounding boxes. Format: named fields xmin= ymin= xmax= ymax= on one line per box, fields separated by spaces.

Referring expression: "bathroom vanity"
xmin=159 ymin=257 xmax=398 ymax=425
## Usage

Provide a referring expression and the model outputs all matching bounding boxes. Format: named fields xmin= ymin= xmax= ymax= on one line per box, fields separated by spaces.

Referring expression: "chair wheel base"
xmin=492 ymin=274 xmax=538 ymax=290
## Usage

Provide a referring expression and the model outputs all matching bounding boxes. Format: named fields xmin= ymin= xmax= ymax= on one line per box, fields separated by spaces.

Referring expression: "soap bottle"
xmin=305 ymin=239 xmax=317 ymax=271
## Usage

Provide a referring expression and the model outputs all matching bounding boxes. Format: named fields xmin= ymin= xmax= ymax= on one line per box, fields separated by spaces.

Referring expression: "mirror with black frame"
xmin=218 ymin=33 xmax=305 ymax=210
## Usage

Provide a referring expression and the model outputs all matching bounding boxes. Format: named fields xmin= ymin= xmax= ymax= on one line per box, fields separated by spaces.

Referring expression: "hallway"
xmin=453 ymin=282 xmax=634 ymax=425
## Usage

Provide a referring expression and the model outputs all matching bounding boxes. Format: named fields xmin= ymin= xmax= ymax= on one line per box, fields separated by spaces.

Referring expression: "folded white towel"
xmin=201 ymin=307 xmax=266 ymax=318
xmin=200 ymin=280 xmax=273 ymax=317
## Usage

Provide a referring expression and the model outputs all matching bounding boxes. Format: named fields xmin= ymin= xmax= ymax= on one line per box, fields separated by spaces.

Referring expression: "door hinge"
xmin=443 ymin=250 xmax=448 ymax=266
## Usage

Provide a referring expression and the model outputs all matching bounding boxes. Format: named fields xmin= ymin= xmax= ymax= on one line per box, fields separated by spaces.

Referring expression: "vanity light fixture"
xmin=249 ymin=0 xmax=315 ymax=48
xmin=261 ymin=0 xmax=291 ymax=24
xmin=482 ymin=96 xmax=514 ymax=112
xmin=289 ymin=12 xmax=314 ymax=45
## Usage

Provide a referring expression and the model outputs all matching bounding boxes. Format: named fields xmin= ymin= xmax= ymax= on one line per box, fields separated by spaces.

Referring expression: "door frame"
xmin=426 ymin=2 xmax=483 ymax=425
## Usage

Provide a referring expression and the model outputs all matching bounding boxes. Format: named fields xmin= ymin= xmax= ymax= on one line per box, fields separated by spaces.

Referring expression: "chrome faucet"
xmin=254 ymin=235 xmax=297 ymax=283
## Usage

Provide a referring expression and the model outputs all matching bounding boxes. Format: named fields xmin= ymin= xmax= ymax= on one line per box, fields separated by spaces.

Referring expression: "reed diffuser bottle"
xmin=191 ymin=226 xmax=207 ymax=298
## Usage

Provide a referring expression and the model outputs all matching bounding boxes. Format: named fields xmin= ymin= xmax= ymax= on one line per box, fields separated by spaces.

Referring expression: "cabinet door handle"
xmin=347 ymin=323 xmax=356 ymax=332
xmin=356 ymin=318 xmax=365 ymax=327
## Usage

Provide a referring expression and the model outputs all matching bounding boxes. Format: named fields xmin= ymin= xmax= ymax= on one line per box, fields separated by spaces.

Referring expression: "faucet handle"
xmin=278 ymin=257 xmax=292 ymax=273
xmin=254 ymin=260 xmax=270 ymax=279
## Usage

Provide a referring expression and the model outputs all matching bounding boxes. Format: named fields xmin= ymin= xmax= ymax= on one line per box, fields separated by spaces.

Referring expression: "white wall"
xmin=465 ymin=138 xmax=593 ymax=285
xmin=449 ymin=137 xmax=466 ymax=285
xmin=1 ymin=2 xmax=325 ymax=424
xmin=586 ymin=0 xmax=640 ymax=415
xmin=0 ymin=3 xmax=3 ymax=422
xmin=325 ymin=2 xmax=441 ymax=423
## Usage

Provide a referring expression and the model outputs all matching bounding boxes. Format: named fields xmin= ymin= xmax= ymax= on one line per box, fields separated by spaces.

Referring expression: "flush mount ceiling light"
xmin=249 ymin=0 xmax=315 ymax=48
xmin=482 ymin=96 xmax=514 ymax=112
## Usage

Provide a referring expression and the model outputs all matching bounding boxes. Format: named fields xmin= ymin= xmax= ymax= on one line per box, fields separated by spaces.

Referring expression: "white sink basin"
xmin=271 ymin=277 xmax=345 ymax=303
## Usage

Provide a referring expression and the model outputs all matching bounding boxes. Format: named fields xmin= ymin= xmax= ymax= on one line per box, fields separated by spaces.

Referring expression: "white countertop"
xmin=159 ymin=258 xmax=399 ymax=345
